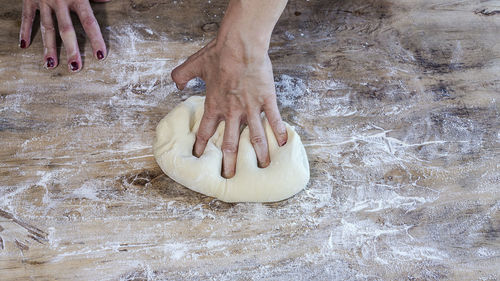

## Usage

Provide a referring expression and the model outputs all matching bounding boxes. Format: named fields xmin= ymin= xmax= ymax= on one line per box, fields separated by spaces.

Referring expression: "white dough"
xmin=153 ymin=96 xmax=310 ymax=203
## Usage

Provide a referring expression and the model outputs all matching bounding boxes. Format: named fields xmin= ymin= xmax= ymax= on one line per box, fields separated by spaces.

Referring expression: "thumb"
xmin=171 ymin=56 xmax=202 ymax=90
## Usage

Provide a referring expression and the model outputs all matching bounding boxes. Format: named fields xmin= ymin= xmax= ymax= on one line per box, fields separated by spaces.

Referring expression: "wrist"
xmin=216 ymin=29 xmax=269 ymax=63
xmin=215 ymin=0 xmax=287 ymax=62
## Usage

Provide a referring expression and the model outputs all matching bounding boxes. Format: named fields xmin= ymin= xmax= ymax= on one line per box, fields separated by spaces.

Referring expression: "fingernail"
xmin=70 ymin=61 xmax=79 ymax=71
xmin=222 ymin=168 xmax=233 ymax=179
xmin=20 ymin=40 xmax=26 ymax=49
xmin=46 ymin=57 xmax=55 ymax=68
xmin=96 ymin=50 xmax=104 ymax=60
xmin=192 ymin=146 xmax=200 ymax=158
xmin=175 ymin=83 xmax=184 ymax=91
xmin=258 ymin=161 xmax=270 ymax=169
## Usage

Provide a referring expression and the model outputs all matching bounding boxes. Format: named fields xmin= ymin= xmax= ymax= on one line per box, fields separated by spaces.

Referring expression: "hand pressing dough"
xmin=153 ymin=96 xmax=310 ymax=203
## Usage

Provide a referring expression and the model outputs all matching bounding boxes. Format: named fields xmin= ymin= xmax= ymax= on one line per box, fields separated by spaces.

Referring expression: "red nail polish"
xmin=96 ymin=50 xmax=104 ymax=60
xmin=70 ymin=61 xmax=79 ymax=71
xmin=20 ymin=40 xmax=26 ymax=48
xmin=46 ymin=57 xmax=55 ymax=68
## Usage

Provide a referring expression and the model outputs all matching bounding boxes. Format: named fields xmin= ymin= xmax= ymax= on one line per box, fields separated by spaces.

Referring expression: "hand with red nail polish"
xmin=171 ymin=0 xmax=289 ymax=179
xmin=19 ymin=0 xmax=110 ymax=72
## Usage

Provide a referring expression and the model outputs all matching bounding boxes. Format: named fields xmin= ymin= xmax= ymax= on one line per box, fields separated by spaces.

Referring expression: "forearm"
xmin=216 ymin=0 xmax=288 ymax=60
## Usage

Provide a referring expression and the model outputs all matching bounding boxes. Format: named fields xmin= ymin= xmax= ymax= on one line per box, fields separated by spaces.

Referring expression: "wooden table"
xmin=1 ymin=0 xmax=499 ymax=279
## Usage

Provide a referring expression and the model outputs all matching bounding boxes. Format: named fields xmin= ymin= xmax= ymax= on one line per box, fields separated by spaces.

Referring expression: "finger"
xmin=74 ymin=1 xmax=106 ymax=60
xmin=20 ymin=0 xmax=37 ymax=48
xmin=193 ymin=110 xmax=220 ymax=158
xmin=40 ymin=3 xmax=58 ymax=69
xmin=180 ymin=39 xmax=215 ymax=66
xmin=171 ymin=55 xmax=202 ymax=90
xmin=247 ymin=112 xmax=270 ymax=168
xmin=263 ymin=97 xmax=288 ymax=146
xmin=221 ymin=116 xmax=241 ymax=179
xmin=171 ymin=39 xmax=215 ymax=90
xmin=54 ymin=5 xmax=81 ymax=72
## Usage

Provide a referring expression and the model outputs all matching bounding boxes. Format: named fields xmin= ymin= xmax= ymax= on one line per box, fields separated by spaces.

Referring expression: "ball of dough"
xmin=153 ymin=96 xmax=310 ymax=203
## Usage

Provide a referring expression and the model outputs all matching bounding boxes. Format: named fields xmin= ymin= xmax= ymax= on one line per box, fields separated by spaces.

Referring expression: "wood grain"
xmin=0 ymin=0 xmax=499 ymax=279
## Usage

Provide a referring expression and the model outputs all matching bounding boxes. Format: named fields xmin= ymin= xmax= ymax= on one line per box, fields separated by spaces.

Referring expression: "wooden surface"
xmin=1 ymin=0 xmax=499 ymax=279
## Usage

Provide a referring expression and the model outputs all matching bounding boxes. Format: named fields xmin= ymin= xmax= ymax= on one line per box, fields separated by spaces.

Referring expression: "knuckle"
xmin=219 ymin=64 xmax=232 ymax=74
xmin=277 ymin=130 xmax=288 ymax=142
xmin=271 ymin=119 xmax=286 ymax=133
xmin=59 ymin=24 xmax=74 ymax=34
xmin=22 ymin=13 xmax=34 ymax=21
xmin=224 ymin=110 xmax=241 ymax=120
xmin=41 ymin=23 xmax=55 ymax=33
xmin=204 ymin=112 xmax=219 ymax=123
xmin=250 ymin=135 xmax=266 ymax=146
xmin=170 ymin=67 xmax=180 ymax=81
xmin=195 ymin=132 xmax=210 ymax=143
xmin=263 ymin=95 xmax=277 ymax=104
xmin=205 ymin=107 xmax=217 ymax=117
xmin=81 ymin=15 xmax=97 ymax=28
xmin=171 ymin=67 xmax=185 ymax=83
xmin=54 ymin=0 xmax=68 ymax=6
xmin=277 ymin=128 xmax=288 ymax=138
xmin=221 ymin=142 xmax=237 ymax=154
xmin=204 ymin=101 xmax=218 ymax=115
